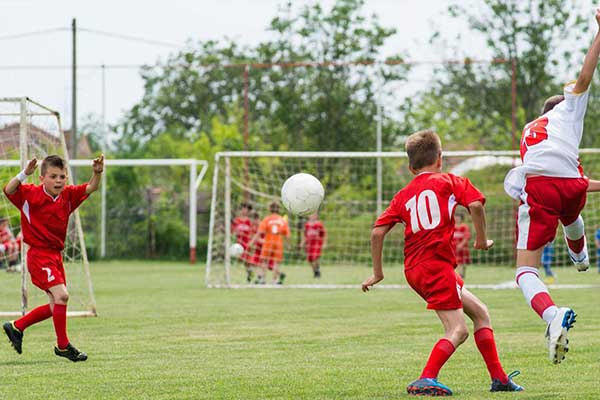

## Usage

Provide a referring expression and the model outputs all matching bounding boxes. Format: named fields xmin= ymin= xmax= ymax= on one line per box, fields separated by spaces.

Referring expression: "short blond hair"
xmin=405 ymin=129 xmax=442 ymax=170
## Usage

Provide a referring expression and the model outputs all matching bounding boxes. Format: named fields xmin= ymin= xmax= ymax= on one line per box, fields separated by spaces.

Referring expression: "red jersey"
xmin=375 ymin=172 xmax=484 ymax=269
xmin=5 ymin=183 xmax=89 ymax=251
xmin=304 ymin=221 xmax=325 ymax=245
xmin=232 ymin=217 xmax=252 ymax=248
xmin=0 ymin=226 xmax=15 ymax=243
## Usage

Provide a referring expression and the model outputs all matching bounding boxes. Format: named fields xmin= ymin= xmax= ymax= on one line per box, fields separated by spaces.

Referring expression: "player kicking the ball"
xmin=363 ymin=130 xmax=522 ymax=396
xmin=504 ymin=7 xmax=600 ymax=365
xmin=3 ymin=154 xmax=104 ymax=362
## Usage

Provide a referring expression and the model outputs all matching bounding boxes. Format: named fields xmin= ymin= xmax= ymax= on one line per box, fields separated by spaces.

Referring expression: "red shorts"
xmin=455 ymin=249 xmax=470 ymax=265
xmin=306 ymin=242 xmax=322 ymax=262
xmin=405 ymin=261 xmax=464 ymax=310
xmin=517 ymin=176 xmax=588 ymax=250
xmin=27 ymin=248 xmax=65 ymax=291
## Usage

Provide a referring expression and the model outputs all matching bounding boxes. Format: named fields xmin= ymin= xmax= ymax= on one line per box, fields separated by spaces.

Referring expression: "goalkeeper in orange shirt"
xmin=248 ymin=201 xmax=289 ymax=284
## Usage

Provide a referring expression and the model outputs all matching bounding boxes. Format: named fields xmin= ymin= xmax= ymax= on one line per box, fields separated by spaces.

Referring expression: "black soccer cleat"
xmin=490 ymin=370 xmax=524 ymax=392
xmin=3 ymin=321 xmax=23 ymax=354
xmin=277 ymin=272 xmax=287 ymax=285
xmin=314 ymin=266 xmax=321 ymax=278
xmin=54 ymin=343 xmax=88 ymax=362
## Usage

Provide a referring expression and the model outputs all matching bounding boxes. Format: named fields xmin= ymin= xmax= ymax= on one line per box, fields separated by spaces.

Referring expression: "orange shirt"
xmin=258 ymin=214 xmax=289 ymax=245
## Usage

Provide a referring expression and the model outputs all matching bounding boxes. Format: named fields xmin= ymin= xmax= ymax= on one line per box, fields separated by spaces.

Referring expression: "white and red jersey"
xmin=505 ymin=81 xmax=590 ymax=199
xmin=375 ymin=172 xmax=485 ymax=269
xmin=304 ymin=220 xmax=325 ymax=244
xmin=231 ymin=216 xmax=252 ymax=248
xmin=4 ymin=183 xmax=88 ymax=251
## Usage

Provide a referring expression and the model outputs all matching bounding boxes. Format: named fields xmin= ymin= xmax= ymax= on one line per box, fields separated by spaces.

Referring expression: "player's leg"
xmin=48 ymin=283 xmax=87 ymax=362
xmin=461 ymin=289 xmax=523 ymax=392
xmin=406 ymin=308 xmax=464 ymax=396
xmin=562 ymin=215 xmax=589 ymax=271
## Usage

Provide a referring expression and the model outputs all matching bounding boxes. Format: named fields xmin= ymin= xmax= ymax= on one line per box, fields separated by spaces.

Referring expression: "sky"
xmin=1 ymin=0 xmax=484 ymax=131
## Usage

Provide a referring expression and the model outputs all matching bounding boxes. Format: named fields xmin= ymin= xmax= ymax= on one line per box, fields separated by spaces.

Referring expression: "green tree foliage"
xmin=403 ymin=0 xmax=593 ymax=149
xmin=115 ymin=0 xmax=406 ymax=154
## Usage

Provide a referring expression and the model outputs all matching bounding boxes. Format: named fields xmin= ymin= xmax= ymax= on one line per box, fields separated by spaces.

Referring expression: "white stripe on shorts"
xmin=517 ymin=192 xmax=530 ymax=250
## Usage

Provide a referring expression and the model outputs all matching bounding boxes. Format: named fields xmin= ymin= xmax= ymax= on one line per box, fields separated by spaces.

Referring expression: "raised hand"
xmin=93 ymin=154 xmax=104 ymax=174
xmin=24 ymin=158 xmax=38 ymax=176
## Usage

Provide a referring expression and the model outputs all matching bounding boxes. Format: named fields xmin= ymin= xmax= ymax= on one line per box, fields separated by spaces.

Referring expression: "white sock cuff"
xmin=563 ymin=215 xmax=584 ymax=240
xmin=515 ymin=266 xmax=539 ymax=284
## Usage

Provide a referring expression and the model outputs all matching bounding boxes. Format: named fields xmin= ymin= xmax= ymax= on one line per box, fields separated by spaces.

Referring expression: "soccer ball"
xmin=229 ymin=243 xmax=244 ymax=257
xmin=281 ymin=173 xmax=325 ymax=217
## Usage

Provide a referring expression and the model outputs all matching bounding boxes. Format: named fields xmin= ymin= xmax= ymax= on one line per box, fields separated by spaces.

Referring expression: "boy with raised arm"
xmin=504 ymin=7 xmax=600 ymax=364
xmin=3 ymin=154 xmax=104 ymax=362
xmin=362 ymin=130 xmax=522 ymax=396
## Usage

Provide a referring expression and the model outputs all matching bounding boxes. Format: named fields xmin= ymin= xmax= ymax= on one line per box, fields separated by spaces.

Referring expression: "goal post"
xmin=206 ymin=150 xmax=600 ymax=288
xmin=0 ymin=97 xmax=96 ymax=316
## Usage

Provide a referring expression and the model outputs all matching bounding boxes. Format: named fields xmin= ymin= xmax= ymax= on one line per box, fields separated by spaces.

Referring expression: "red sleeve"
xmin=374 ymin=194 xmax=403 ymax=227
xmin=449 ymin=175 xmax=485 ymax=208
xmin=4 ymin=183 xmax=32 ymax=210
xmin=319 ymin=222 xmax=326 ymax=238
xmin=65 ymin=184 xmax=89 ymax=214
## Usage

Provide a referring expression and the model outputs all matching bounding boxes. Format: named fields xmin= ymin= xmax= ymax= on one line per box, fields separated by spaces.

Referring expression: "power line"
xmin=78 ymin=27 xmax=184 ymax=48
xmin=0 ymin=27 xmax=68 ymax=41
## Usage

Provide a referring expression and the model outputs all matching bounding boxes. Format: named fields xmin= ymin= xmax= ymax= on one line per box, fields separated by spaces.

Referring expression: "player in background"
xmin=363 ymin=130 xmax=522 ymax=396
xmin=452 ymin=212 xmax=471 ymax=278
xmin=302 ymin=213 xmax=327 ymax=278
xmin=2 ymin=154 xmax=104 ymax=362
xmin=248 ymin=201 xmax=289 ymax=284
xmin=0 ymin=217 xmax=20 ymax=272
xmin=503 ymin=8 xmax=600 ymax=364
xmin=240 ymin=210 xmax=263 ymax=282
xmin=541 ymin=242 xmax=556 ymax=284
xmin=231 ymin=202 xmax=254 ymax=282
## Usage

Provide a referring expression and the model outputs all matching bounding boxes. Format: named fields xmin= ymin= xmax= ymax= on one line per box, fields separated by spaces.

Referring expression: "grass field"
xmin=1 ymin=261 xmax=600 ymax=399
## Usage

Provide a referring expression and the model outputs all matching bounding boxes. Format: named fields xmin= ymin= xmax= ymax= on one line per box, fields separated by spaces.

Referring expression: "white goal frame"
xmin=206 ymin=149 xmax=600 ymax=290
xmin=0 ymin=97 xmax=96 ymax=316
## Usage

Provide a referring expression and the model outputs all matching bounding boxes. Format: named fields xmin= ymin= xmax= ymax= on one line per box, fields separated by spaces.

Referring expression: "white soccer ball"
xmin=229 ymin=243 xmax=244 ymax=257
xmin=281 ymin=173 xmax=325 ymax=217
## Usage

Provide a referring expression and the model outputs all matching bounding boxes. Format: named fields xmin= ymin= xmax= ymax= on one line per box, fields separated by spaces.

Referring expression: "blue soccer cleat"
xmin=407 ymin=378 xmax=453 ymax=396
xmin=490 ymin=370 xmax=524 ymax=392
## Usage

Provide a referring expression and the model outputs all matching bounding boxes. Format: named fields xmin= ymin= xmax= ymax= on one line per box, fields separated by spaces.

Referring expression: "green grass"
xmin=1 ymin=261 xmax=600 ymax=399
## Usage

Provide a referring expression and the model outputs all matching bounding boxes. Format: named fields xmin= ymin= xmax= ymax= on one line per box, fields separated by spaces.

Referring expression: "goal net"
xmin=0 ymin=97 xmax=96 ymax=316
xmin=207 ymin=150 xmax=600 ymax=288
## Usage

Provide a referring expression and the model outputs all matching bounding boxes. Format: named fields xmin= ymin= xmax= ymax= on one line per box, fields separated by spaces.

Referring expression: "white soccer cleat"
xmin=545 ymin=307 xmax=576 ymax=364
xmin=566 ymin=236 xmax=589 ymax=272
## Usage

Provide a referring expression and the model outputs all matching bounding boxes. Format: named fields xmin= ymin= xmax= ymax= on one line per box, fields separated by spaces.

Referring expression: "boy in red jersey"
xmin=232 ymin=202 xmax=254 ymax=282
xmin=302 ymin=213 xmax=326 ymax=278
xmin=453 ymin=213 xmax=471 ymax=279
xmin=248 ymin=201 xmax=289 ymax=285
xmin=362 ymin=130 xmax=522 ymax=396
xmin=503 ymin=8 xmax=600 ymax=364
xmin=3 ymin=154 xmax=104 ymax=362
xmin=0 ymin=217 xmax=20 ymax=272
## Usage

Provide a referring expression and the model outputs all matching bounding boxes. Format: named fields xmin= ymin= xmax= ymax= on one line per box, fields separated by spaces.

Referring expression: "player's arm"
xmin=4 ymin=158 xmax=37 ymax=195
xmin=468 ymin=200 xmax=493 ymax=250
xmin=362 ymin=224 xmax=392 ymax=292
xmin=85 ymin=154 xmax=104 ymax=195
xmin=574 ymin=8 xmax=600 ymax=94
xmin=587 ymin=179 xmax=600 ymax=192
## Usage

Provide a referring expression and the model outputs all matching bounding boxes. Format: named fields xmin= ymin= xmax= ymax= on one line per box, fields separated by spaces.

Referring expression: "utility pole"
xmin=71 ymin=18 xmax=77 ymax=164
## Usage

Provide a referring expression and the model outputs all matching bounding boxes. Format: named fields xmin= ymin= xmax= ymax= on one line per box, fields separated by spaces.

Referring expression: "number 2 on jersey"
xmin=405 ymin=190 xmax=441 ymax=233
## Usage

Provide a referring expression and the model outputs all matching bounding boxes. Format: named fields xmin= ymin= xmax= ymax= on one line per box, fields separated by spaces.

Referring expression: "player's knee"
xmin=453 ymin=326 xmax=469 ymax=345
xmin=56 ymin=292 xmax=69 ymax=304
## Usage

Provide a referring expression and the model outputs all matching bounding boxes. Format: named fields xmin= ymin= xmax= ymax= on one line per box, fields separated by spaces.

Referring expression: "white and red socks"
xmin=515 ymin=266 xmax=558 ymax=323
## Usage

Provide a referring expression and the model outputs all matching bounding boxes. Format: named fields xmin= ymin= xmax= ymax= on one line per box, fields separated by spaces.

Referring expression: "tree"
xmin=114 ymin=0 xmax=407 ymax=154
xmin=403 ymin=0 xmax=593 ymax=149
